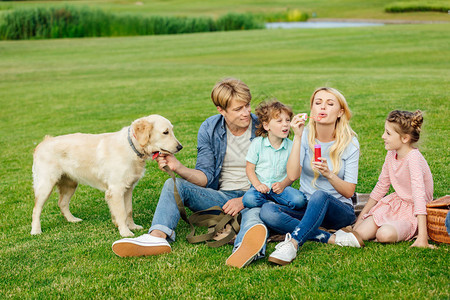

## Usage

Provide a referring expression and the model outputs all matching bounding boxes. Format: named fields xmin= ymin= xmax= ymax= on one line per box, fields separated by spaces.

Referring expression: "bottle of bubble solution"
xmin=314 ymin=144 xmax=321 ymax=162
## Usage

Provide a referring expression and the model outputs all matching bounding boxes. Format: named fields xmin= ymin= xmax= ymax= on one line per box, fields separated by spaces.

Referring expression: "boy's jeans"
xmin=150 ymin=178 xmax=266 ymax=255
xmin=243 ymin=186 xmax=306 ymax=210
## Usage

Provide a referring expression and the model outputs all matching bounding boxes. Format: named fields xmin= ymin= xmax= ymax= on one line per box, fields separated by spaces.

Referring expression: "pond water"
xmin=266 ymin=21 xmax=384 ymax=29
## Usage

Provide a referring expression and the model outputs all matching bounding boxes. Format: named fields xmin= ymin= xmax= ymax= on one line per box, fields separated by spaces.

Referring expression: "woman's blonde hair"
xmin=306 ymin=87 xmax=356 ymax=186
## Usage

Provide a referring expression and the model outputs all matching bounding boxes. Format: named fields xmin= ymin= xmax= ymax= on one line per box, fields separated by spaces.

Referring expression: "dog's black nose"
xmin=177 ymin=144 xmax=183 ymax=151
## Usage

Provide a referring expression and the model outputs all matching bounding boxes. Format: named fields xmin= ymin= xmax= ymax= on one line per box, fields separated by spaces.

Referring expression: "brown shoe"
xmin=112 ymin=234 xmax=171 ymax=257
xmin=226 ymin=224 xmax=267 ymax=268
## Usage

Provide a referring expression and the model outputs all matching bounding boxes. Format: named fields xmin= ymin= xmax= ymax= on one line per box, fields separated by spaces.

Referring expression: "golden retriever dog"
xmin=31 ymin=115 xmax=182 ymax=237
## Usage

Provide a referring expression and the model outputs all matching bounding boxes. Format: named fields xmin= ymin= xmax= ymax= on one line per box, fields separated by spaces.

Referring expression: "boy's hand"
xmin=255 ymin=184 xmax=270 ymax=194
xmin=271 ymin=182 xmax=286 ymax=194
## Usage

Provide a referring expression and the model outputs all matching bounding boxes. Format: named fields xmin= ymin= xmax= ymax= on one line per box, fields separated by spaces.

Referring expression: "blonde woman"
xmin=260 ymin=87 xmax=363 ymax=266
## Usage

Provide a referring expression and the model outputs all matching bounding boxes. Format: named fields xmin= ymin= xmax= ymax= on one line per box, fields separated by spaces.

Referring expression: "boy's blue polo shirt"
xmin=246 ymin=136 xmax=293 ymax=188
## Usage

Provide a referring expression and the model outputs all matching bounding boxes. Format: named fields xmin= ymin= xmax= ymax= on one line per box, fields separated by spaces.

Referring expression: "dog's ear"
xmin=133 ymin=119 xmax=153 ymax=146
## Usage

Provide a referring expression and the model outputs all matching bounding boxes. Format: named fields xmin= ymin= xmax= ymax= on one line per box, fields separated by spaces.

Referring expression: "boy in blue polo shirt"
xmin=243 ymin=100 xmax=306 ymax=210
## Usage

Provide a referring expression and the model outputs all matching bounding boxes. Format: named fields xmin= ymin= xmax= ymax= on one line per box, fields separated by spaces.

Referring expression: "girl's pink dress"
xmin=363 ymin=149 xmax=433 ymax=241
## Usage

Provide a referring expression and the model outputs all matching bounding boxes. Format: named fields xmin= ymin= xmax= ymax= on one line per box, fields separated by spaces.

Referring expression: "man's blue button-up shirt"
xmin=195 ymin=113 xmax=258 ymax=190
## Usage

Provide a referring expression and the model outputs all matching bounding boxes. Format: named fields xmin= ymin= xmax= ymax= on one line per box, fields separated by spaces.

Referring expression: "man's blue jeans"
xmin=243 ymin=186 xmax=306 ymax=210
xmin=260 ymin=190 xmax=356 ymax=246
xmin=150 ymin=178 xmax=266 ymax=255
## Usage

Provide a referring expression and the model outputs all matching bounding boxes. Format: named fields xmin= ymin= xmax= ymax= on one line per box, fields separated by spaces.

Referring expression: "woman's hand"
xmin=291 ymin=113 xmax=307 ymax=137
xmin=313 ymin=156 xmax=356 ymax=198
xmin=312 ymin=157 xmax=332 ymax=179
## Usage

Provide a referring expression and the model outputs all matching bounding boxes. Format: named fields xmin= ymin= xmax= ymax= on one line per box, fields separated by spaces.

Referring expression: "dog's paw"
xmin=119 ymin=228 xmax=135 ymax=237
xmin=128 ymin=224 xmax=143 ymax=230
xmin=30 ymin=228 xmax=42 ymax=235
xmin=66 ymin=216 xmax=83 ymax=223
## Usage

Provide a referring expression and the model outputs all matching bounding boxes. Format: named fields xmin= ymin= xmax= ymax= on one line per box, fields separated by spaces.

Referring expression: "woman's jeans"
xmin=243 ymin=186 xmax=307 ymax=210
xmin=149 ymin=178 xmax=266 ymax=255
xmin=260 ymin=190 xmax=356 ymax=246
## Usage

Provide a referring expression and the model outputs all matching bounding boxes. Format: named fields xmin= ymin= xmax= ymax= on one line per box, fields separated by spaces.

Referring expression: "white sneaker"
xmin=334 ymin=229 xmax=365 ymax=248
xmin=268 ymin=233 xmax=297 ymax=266
xmin=112 ymin=234 xmax=171 ymax=257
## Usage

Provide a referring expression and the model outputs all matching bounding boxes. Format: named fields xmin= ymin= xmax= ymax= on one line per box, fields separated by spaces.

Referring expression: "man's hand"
xmin=222 ymin=197 xmax=244 ymax=216
xmin=156 ymin=154 xmax=181 ymax=172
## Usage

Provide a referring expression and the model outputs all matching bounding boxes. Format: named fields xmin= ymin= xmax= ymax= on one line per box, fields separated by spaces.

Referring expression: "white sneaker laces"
xmin=275 ymin=233 xmax=293 ymax=251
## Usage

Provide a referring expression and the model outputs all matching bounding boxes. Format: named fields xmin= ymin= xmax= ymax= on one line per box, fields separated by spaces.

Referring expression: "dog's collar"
xmin=127 ymin=126 xmax=145 ymax=159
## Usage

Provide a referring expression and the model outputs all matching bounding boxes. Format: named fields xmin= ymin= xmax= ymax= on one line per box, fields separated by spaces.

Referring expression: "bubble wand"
xmin=300 ymin=114 xmax=323 ymax=121
xmin=296 ymin=114 xmax=323 ymax=161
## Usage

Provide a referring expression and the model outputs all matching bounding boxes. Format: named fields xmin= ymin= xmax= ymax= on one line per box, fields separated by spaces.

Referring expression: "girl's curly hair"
xmin=387 ymin=110 xmax=423 ymax=144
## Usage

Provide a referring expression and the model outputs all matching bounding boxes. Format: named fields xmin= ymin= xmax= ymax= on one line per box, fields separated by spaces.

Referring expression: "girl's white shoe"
xmin=334 ymin=229 xmax=365 ymax=248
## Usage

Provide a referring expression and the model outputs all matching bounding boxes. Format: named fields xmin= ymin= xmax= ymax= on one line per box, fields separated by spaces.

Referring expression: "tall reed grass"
xmin=0 ymin=6 xmax=264 ymax=40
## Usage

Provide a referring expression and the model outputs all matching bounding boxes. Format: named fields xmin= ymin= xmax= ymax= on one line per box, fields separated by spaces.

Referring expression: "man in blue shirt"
xmin=112 ymin=78 xmax=268 ymax=268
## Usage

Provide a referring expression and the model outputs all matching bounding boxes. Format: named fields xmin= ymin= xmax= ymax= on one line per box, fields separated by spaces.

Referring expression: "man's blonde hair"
xmin=211 ymin=78 xmax=251 ymax=110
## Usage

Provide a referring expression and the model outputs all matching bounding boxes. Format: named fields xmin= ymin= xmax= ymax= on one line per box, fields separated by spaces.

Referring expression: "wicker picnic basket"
xmin=426 ymin=195 xmax=450 ymax=244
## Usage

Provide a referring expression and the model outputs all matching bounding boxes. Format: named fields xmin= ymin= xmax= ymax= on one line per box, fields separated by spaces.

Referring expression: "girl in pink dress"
xmin=349 ymin=110 xmax=434 ymax=248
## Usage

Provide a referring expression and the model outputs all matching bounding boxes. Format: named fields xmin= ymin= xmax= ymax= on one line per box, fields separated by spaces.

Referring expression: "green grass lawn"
xmin=1 ymin=0 xmax=450 ymax=21
xmin=0 ymin=23 xmax=449 ymax=298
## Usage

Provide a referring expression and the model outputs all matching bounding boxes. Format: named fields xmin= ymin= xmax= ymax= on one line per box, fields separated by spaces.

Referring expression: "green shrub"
xmin=385 ymin=1 xmax=450 ymax=13
xmin=286 ymin=9 xmax=309 ymax=22
xmin=0 ymin=6 xmax=263 ymax=40
xmin=258 ymin=8 xmax=309 ymax=22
